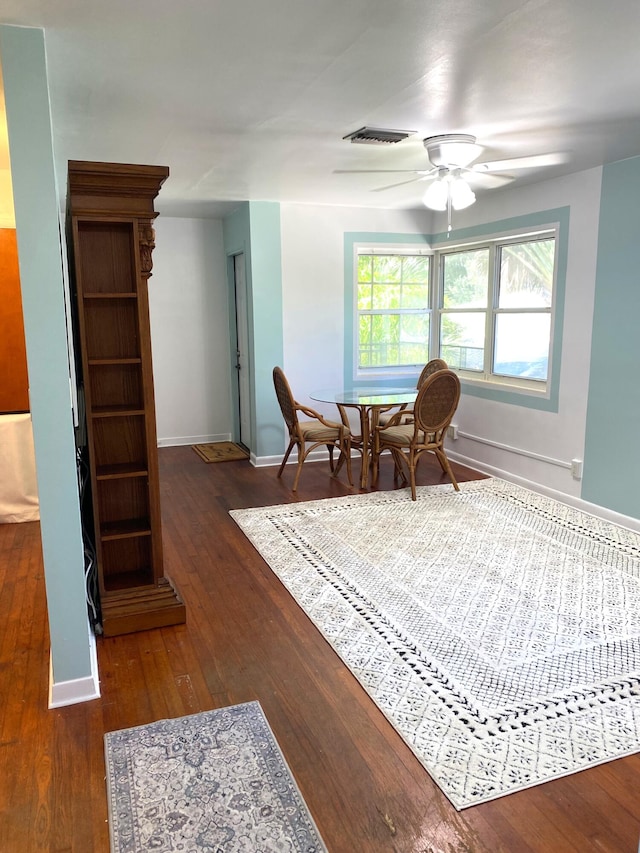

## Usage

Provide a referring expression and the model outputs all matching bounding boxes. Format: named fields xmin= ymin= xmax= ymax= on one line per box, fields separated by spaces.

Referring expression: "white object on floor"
xmin=0 ymin=412 xmax=39 ymax=523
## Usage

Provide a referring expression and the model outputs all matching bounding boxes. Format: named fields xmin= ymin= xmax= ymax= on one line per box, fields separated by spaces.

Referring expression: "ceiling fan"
xmin=336 ymin=133 xmax=568 ymax=228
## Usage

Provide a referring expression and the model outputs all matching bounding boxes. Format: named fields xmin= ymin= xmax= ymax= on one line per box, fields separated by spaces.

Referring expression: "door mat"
xmin=192 ymin=441 xmax=249 ymax=463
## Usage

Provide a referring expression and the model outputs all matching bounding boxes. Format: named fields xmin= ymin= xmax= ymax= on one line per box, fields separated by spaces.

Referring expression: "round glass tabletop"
xmin=310 ymin=387 xmax=417 ymax=406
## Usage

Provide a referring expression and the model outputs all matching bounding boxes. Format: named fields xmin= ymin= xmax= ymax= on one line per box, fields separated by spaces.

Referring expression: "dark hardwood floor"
xmin=1 ymin=446 xmax=639 ymax=852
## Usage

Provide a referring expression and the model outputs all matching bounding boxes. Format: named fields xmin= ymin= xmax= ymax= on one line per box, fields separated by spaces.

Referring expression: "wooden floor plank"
xmin=0 ymin=447 xmax=639 ymax=851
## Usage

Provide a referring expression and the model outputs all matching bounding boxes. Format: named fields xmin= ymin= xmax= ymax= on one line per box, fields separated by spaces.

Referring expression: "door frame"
xmin=230 ymin=251 xmax=252 ymax=451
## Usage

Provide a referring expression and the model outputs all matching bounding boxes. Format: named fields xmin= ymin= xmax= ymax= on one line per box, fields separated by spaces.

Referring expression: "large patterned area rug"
xmin=230 ymin=478 xmax=640 ymax=809
xmin=104 ymin=701 xmax=327 ymax=852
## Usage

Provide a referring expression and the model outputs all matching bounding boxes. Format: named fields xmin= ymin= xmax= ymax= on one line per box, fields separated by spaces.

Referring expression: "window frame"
xmin=348 ymin=218 xmax=564 ymax=404
xmin=434 ymin=225 xmax=559 ymax=395
xmin=352 ymin=243 xmax=434 ymax=383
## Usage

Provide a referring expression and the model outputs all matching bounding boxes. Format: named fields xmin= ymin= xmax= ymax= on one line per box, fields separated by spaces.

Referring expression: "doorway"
xmin=233 ymin=253 xmax=251 ymax=450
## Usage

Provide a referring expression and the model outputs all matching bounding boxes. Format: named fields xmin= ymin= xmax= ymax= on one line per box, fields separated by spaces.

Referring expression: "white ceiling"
xmin=3 ymin=0 xmax=640 ymax=217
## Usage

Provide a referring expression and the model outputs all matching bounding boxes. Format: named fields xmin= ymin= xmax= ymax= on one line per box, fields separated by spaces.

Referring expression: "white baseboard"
xmin=248 ymin=447 xmax=640 ymax=533
xmin=253 ymin=447 xmax=338 ymax=468
xmin=48 ymin=625 xmax=100 ymax=708
xmin=448 ymin=449 xmax=640 ymax=534
xmin=253 ymin=453 xmax=283 ymax=468
xmin=158 ymin=433 xmax=232 ymax=448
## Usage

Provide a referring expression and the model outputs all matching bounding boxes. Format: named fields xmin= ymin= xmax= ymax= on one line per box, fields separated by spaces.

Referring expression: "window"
xmin=354 ymin=229 xmax=557 ymax=393
xmin=357 ymin=253 xmax=431 ymax=370
xmin=438 ymin=235 xmax=555 ymax=386
xmin=493 ymin=240 xmax=554 ymax=380
xmin=440 ymin=248 xmax=489 ymax=372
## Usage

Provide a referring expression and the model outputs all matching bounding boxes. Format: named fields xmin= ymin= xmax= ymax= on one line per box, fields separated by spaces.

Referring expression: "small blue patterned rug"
xmin=104 ymin=701 xmax=327 ymax=852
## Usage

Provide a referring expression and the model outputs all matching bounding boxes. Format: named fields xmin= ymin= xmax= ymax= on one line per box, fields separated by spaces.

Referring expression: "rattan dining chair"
xmin=273 ymin=366 xmax=353 ymax=491
xmin=377 ymin=358 xmax=448 ymax=429
xmin=372 ymin=368 xmax=460 ymax=500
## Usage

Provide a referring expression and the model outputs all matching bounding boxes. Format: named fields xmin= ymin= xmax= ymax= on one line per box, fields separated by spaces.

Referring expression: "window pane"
xmin=359 ymin=315 xmax=372 ymax=366
xmin=358 ymin=254 xmax=373 ymax=283
xmin=359 ymin=313 xmax=429 ymax=368
xmin=398 ymin=342 xmax=429 ymax=364
xmin=493 ymin=313 xmax=550 ymax=380
xmin=402 ymin=256 xmax=430 ymax=283
xmin=402 ymin=282 xmax=430 ymax=309
xmin=400 ymin=315 xmax=429 ymax=365
xmin=499 ymin=239 xmax=554 ymax=308
xmin=373 ymin=256 xmax=401 ymax=282
xmin=440 ymin=312 xmax=485 ymax=371
xmin=372 ymin=282 xmax=401 ymax=309
xmin=357 ymin=252 xmax=430 ymax=372
xmin=357 ymin=282 xmax=372 ymax=310
xmin=443 ymin=249 xmax=489 ymax=308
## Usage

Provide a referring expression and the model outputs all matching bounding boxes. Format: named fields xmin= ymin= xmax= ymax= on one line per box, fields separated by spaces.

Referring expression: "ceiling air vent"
xmin=343 ymin=126 xmax=416 ymax=145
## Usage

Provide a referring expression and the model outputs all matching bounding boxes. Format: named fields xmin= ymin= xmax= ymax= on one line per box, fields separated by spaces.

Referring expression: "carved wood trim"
xmin=138 ymin=220 xmax=156 ymax=278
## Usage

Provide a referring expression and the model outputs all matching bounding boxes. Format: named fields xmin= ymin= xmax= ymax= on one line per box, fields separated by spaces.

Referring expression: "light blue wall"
xmin=223 ymin=201 xmax=283 ymax=458
xmin=582 ymin=156 xmax=640 ymax=517
xmin=223 ymin=204 xmax=251 ymax=443
xmin=248 ymin=202 xmax=284 ymax=457
xmin=0 ymin=26 xmax=92 ymax=682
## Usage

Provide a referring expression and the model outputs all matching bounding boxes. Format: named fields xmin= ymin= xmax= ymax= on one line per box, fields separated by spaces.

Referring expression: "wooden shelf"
xmin=88 ymin=358 xmax=142 ymax=366
xmin=83 ymin=292 xmax=138 ymax=299
xmin=96 ymin=462 xmax=149 ymax=480
xmin=103 ymin=569 xmax=155 ymax=592
xmin=91 ymin=405 xmax=146 ymax=418
xmin=68 ymin=159 xmax=185 ymax=636
xmin=100 ymin=518 xmax=151 ymax=541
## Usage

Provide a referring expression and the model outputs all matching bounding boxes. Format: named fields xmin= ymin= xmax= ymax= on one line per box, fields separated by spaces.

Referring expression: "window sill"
xmin=458 ymin=373 xmax=549 ymax=399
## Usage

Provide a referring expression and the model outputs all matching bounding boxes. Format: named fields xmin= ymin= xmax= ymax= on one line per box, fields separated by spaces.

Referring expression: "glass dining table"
xmin=309 ymin=386 xmax=417 ymax=488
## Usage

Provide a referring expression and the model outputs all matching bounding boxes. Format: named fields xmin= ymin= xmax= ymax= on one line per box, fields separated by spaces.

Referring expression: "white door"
xmin=233 ymin=253 xmax=251 ymax=449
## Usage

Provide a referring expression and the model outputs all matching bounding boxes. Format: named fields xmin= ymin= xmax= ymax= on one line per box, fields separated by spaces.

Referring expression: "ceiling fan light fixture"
xmin=422 ymin=179 xmax=448 ymax=211
xmin=449 ymin=177 xmax=476 ymax=210
xmin=423 ymin=134 xmax=481 ymax=168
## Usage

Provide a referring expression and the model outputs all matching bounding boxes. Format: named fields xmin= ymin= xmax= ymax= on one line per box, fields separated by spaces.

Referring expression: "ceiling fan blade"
xmin=333 ymin=169 xmax=430 ymax=174
xmin=463 ymin=170 xmax=515 ymax=188
xmin=372 ymin=175 xmax=432 ymax=192
xmin=472 ymin=152 xmax=569 ymax=173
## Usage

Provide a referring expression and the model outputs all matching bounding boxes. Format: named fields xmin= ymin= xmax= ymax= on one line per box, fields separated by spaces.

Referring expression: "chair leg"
xmin=408 ymin=464 xmax=417 ymax=500
xmin=371 ymin=434 xmax=381 ymax=483
xmin=277 ymin=439 xmax=296 ymax=478
xmin=435 ymin=447 xmax=460 ymax=491
xmin=390 ymin=448 xmax=408 ymax=486
xmin=345 ymin=438 xmax=353 ymax=486
xmin=406 ymin=449 xmax=418 ymax=500
xmin=433 ymin=443 xmax=447 ymax=473
xmin=333 ymin=437 xmax=354 ymax=487
xmin=371 ymin=452 xmax=379 ymax=484
xmin=291 ymin=446 xmax=307 ymax=491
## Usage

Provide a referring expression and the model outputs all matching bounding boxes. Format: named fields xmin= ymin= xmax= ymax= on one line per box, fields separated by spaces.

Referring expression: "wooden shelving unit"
xmin=68 ymin=161 xmax=186 ymax=637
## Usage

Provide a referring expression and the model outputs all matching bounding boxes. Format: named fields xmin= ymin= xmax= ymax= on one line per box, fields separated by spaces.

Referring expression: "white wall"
xmin=147 ymin=171 xmax=605 ymax=512
xmin=279 ymin=203 xmax=431 ymax=421
xmin=447 ymin=167 xmax=602 ymax=497
xmin=149 ymin=216 xmax=233 ymax=446
xmin=279 ymin=170 xmax=603 ymax=504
